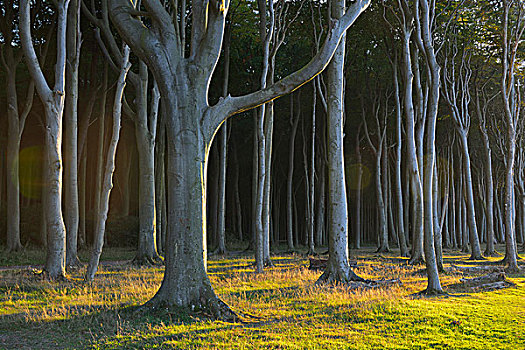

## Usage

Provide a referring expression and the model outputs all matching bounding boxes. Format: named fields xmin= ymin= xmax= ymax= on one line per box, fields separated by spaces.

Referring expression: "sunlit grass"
xmin=0 ymin=246 xmax=524 ymax=349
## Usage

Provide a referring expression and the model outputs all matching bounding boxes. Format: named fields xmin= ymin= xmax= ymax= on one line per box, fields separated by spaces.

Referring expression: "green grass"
xmin=0 ymin=248 xmax=524 ymax=349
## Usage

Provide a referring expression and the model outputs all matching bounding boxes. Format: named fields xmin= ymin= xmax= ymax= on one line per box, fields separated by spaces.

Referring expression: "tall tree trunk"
xmin=216 ymin=22 xmax=231 ymax=255
xmin=354 ymin=126 xmax=362 ymax=250
xmin=417 ymin=0 xmax=443 ymax=293
xmin=400 ymin=28 xmax=424 ymax=265
xmin=134 ymin=62 xmax=161 ymax=265
xmin=458 ymin=132 xmax=483 ymax=259
xmin=5 ymin=71 xmax=23 ymax=252
xmin=86 ymin=46 xmax=131 ymax=281
xmin=317 ymin=0 xmax=362 ymax=284
xmin=286 ymin=93 xmax=300 ymax=251
xmin=64 ymin=0 xmax=82 ymax=267
xmin=20 ymin=0 xmax=69 ymax=279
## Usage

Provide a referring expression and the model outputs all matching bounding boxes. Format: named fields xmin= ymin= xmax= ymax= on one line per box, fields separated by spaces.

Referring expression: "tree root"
xmin=132 ymin=254 xmax=164 ymax=266
xmin=408 ymin=255 xmax=425 ymax=265
xmin=66 ymin=256 xmax=84 ymax=270
xmin=142 ymin=295 xmax=239 ymax=323
xmin=483 ymin=250 xmax=501 ymax=257
xmin=417 ymin=288 xmax=448 ymax=296
xmin=39 ymin=269 xmax=68 ymax=281
xmin=375 ymin=246 xmax=390 ymax=254
xmin=468 ymin=254 xmax=486 ymax=261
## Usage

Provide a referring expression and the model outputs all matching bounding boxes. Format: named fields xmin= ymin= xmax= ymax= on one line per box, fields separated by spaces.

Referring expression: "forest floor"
xmin=0 ymin=245 xmax=524 ymax=349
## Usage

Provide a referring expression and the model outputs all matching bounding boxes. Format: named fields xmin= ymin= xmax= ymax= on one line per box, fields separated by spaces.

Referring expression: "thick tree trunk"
xmin=145 ymin=90 xmax=232 ymax=318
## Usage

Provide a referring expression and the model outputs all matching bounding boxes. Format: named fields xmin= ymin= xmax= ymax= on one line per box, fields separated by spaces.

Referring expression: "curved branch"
xmin=210 ymin=0 xmax=370 ymax=130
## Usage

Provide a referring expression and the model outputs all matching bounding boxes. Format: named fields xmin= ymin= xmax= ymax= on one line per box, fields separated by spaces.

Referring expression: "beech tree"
xmin=0 ymin=2 xmax=36 ymax=252
xmin=20 ymin=0 xmax=69 ymax=279
xmin=108 ymin=0 xmax=370 ymax=314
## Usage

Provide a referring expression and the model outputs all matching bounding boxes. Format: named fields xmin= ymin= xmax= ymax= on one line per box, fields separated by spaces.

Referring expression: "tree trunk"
xmin=64 ymin=0 xmax=82 ymax=267
xmin=86 ymin=46 xmax=131 ymax=281
xmin=400 ymin=28 xmax=424 ymax=265
xmin=286 ymin=93 xmax=300 ymax=251
xmin=417 ymin=0 xmax=443 ymax=293
xmin=6 ymin=71 xmax=23 ymax=252
xmin=458 ymin=131 xmax=483 ymax=259
xmin=20 ymin=0 xmax=69 ymax=279
xmin=317 ymin=0 xmax=362 ymax=284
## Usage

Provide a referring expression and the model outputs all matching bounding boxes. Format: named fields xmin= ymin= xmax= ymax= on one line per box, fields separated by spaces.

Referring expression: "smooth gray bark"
xmin=64 ymin=0 xmax=82 ymax=267
xmin=416 ymin=0 xmax=443 ymax=293
xmin=286 ymin=93 xmax=300 ymax=251
xmin=317 ymin=0 xmax=363 ymax=284
xmin=110 ymin=0 xmax=370 ymax=312
xmin=216 ymin=22 xmax=231 ymax=255
xmin=86 ymin=46 xmax=131 ymax=281
xmin=20 ymin=0 xmax=69 ymax=279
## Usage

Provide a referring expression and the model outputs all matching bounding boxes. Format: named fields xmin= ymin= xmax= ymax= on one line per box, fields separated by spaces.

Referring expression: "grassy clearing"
xmin=0 ymin=247 xmax=524 ymax=349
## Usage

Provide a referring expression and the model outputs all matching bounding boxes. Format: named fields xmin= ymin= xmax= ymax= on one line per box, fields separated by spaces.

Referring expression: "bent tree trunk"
xmin=110 ymin=0 xmax=370 ymax=313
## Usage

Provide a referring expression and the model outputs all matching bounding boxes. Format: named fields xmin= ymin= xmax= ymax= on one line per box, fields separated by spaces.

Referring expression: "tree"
xmin=0 ymin=1 xmax=36 ymax=252
xmin=499 ymin=0 xmax=524 ymax=272
xmin=317 ymin=0 xmax=366 ymax=284
xmin=109 ymin=0 xmax=370 ymax=315
xmin=20 ymin=0 xmax=69 ymax=279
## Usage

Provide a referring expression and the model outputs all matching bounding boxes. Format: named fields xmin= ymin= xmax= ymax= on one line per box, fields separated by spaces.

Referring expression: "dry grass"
xmin=0 ymin=246 xmax=524 ymax=349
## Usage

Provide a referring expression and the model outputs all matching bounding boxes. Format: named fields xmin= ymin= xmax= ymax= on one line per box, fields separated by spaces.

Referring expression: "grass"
xmin=0 ymin=246 xmax=524 ymax=349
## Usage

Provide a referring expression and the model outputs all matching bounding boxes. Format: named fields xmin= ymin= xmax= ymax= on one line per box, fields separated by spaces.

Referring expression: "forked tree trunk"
xmin=110 ymin=0 xmax=370 ymax=313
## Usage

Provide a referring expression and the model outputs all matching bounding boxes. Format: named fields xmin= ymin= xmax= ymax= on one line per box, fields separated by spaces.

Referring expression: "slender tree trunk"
xmin=216 ymin=23 xmax=231 ymax=255
xmin=134 ymin=64 xmax=161 ymax=264
xmin=400 ymin=28 xmax=424 ymax=265
xmin=86 ymin=46 xmax=131 ymax=281
xmin=20 ymin=0 xmax=69 ymax=279
xmin=354 ymin=127 xmax=362 ymax=250
xmin=94 ymin=66 xmax=108 ymax=226
xmin=317 ymin=0 xmax=362 ymax=283
xmin=392 ymin=60 xmax=409 ymax=257
xmin=6 ymin=71 xmax=23 ymax=252
xmin=286 ymin=93 xmax=300 ymax=251
xmin=418 ymin=0 xmax=443 ymax=293
xmin=458 ymin=132 xmax=483 ymax=259
xmin=64 ymin=0 xmax=82 ymax=267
